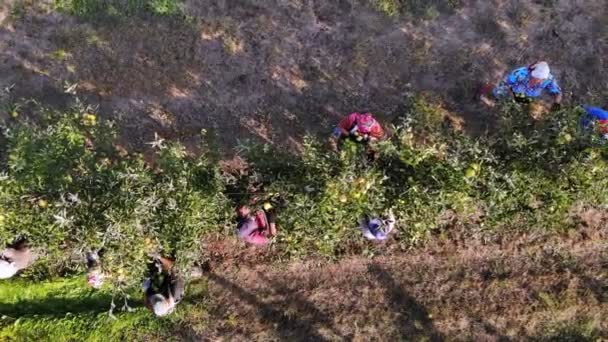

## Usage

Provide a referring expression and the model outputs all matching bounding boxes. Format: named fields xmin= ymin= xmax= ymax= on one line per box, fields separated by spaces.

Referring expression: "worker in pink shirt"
xmin=333 ymin=112 xmax=385 ymax=143
xmin=235 ymin=204 xmax=277 ymax=246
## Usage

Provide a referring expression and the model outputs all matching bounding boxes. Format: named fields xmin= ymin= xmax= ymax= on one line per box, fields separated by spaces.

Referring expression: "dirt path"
xmin=197 ymin=225 xmax=608 ymax=340
xmin=1 ymin=0 xmax=607 ymax=154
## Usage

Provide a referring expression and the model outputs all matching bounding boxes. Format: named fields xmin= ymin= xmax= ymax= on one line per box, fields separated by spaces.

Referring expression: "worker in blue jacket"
xmin=581 ymin=104 xmax=608 ymax=139
xmin=480 ymin=61 xmax=563 ymax=109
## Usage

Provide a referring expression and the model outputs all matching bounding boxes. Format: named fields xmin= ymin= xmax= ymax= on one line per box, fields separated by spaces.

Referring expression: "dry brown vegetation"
xmin=1 ymin=0 xmax=607 ymax=153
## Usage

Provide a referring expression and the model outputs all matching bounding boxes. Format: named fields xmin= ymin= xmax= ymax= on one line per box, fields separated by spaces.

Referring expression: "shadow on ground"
xmin=0 ymin=292 xmax=115 ymax=317
xmin=367 ymin=263 xmax=444 ymax=341
xmin=207 ymin=263 xmax=445 ymax=341
xmin=1 ymin=0 xmax=607 ymax=154
xmin=207 ymin=272 xmax=343 ymax=341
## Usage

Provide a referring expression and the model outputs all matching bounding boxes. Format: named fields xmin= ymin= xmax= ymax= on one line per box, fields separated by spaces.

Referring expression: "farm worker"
xmin=480 ymin=61 xmax=562 ymax=108
xmin=144 ymin=255 xmax=185 ymax=317
xmin=86 ymin=250 xmax=106 ymax=289
xmin=580 ymin=105 xmax=608 ymax=139
xmin=333 ymin=112 xmax=384 ymax=144
xmin=0 ymin=238 xmax=37 ymax=279
xmin=235 ymin=203 xmax=277 ymax=246
xmin=360 ymin=210 xmax=396 ymax=241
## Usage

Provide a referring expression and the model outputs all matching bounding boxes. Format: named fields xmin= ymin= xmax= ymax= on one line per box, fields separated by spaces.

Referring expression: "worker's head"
xmin=149 ymin=294 xmax=175 ymax=317
xmin=368 ymin=218 xmax=382 ymax=232
xmin=236 ymin=205 xmax=251 ymax=218
xmin=356 ymin=113 xmax=376 ymax=134
xmin=0 ymin=260 xmax=18 ymax=279
xmin=529 ymin=61 xmax=550 ymax=86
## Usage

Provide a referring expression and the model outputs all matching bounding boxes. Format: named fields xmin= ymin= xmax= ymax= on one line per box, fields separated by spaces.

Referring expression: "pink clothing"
xmin=237 ymin=217 xmax=270 ymax=246
xmin=338 ymin=113 xmax=384 ymax=139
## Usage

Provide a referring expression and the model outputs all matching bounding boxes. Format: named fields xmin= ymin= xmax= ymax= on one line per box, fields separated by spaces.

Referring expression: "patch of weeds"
xmin=9 ymin=0 xmax=30 ymax=21
xmin=54 ymin=0 xmax=104 ymax=17
xmin=374 ymin=0 xmax=462 ymax=19
xmin=531 ymin=318 xmax=601 ymax=341
xmin=54 ymin=0 xmax=183 ymax=20
xmin=534 ymin=0 xmax=559 ymax=8
xmin=85 ymin=32 xmax=102 ymax=45
xmin=50 ymin=49 xmax=70 ymax=61
xmin=4 ymin=102 xmax=21 ymax=119
xmin=222 ymin=35 xmax=244 ymax=56
xmin=507 ymin=0 xmax=533 ymax=27
xmin=148 ymin=0 xmax=179 ymax=15
xmin=375 ymin=0 xmax=401 ymax=17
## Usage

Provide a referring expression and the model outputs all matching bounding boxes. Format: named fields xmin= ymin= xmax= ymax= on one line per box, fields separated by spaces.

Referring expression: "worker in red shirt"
xmin=333 ymin=112 xmax=384 ymax=144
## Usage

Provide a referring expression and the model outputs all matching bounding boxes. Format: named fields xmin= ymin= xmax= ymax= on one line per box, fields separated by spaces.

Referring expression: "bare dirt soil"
xmin=1 ymin=0 xmax=607 ymax=154
xmin=197 ymin=223 xmax=608 ymax=340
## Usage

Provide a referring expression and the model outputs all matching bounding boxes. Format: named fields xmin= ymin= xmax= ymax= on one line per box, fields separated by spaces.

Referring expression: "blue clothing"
xmin=493 ymin=66 xmax=561 ymax=99
xmin=581 ymin=105 xmax=608 ymax=134
xmin=367 ymin=219 xmax=387 ymax=239
xmin=582 ymin=105 xmax=608 ymax=120
xmin=360 ymin=217 xmax=394 ymax=241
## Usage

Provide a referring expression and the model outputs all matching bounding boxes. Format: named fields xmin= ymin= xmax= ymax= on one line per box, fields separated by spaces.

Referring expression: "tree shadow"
xmin=578 ymin=274 xmax=608 ymax=303
xmin=256 ymin=273 xmax=347 ymax=340
xmin=207 ymin=272 xmax=344 ymax=341
xmin=367 ymin=263 xmax=444 ymax=341
xmin=2 ymin=0 xmax=608 ymax=155
xmin=0 ymin=292 xmax=116 ymax=318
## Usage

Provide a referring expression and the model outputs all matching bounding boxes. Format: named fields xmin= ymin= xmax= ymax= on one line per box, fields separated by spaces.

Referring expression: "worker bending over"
xmin=481 ymin=61 xmax=562 ymax=109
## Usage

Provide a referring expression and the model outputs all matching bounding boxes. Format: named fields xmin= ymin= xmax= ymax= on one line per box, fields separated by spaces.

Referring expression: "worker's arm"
xmin=0 ymin=248 xmax=16 ymax=260
xmin=265 ymin=209 xmax=277 ymax=236
xmin=168 ymin=275 xmax=186 ymax=304
xmin=599 ymin=121 xmax=608 ymax=135
xmin=337 ymin=114 xmax=358 ymax=137
xmin=546 ymin=78 xmax=562 ymax=104
xmin=493 ymin=67 xmax=524 ymax=99
xmin=369 ymin=122 xmax=384 ymax=141
xmin=143 ymin=278 xmax=155 ymax=310
xmin=383 ymin=210 xmax=396 ymax=234
xmin=553 ymin=93 xmax=563 ymax=104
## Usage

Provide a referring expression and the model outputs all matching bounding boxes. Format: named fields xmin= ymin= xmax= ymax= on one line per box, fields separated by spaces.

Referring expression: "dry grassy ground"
xmin=1 ymin=0 xmax=607 ymax=154
xmin=200 ymin=222 xmax=607 ymax=340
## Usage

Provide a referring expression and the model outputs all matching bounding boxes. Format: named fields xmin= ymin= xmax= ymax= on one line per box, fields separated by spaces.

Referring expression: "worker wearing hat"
xmin=235 ymin=202 xmax=277 ymax=246
xmin=143 ymin=255 xmax=185 ymax=317
xmin=480 ymin=61 xmax=563 ymax=108
xmin=359 ymin=210 xmax=396 ymax=241
xmin=333 ymin=112 xmax=384 ymax=143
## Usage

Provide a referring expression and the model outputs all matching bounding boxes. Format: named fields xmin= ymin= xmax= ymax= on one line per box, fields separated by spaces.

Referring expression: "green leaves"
xmin=0 ymin=102 xmax=230 ymax=290
xmin=1 ymin=96 xmax=606 ymax=285
xmin=55 ymin=0 xmax=182 ymax=19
